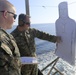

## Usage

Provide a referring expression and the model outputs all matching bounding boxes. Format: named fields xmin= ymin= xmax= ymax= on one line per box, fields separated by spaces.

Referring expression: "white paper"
xmin=20 ymin=57 xmax=38 ymax=64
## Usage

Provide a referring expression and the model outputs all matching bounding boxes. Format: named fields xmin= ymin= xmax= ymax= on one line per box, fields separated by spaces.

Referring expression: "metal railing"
xmin=41 ymin=57 xmax=64 ymax=75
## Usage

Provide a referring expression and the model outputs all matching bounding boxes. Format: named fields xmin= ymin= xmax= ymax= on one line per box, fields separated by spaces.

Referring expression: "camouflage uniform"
xmin=11 ymin=27 xmax=57 ymax=75
xmin=0 ymin=28 xmax=21 ymax=75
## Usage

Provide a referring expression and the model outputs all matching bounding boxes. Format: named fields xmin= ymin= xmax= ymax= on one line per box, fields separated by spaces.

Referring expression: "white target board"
xmin=55 ymin=2 xmax=76 ymax=65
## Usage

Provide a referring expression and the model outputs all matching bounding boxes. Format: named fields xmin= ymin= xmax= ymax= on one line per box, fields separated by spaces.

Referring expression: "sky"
xmin=8 ymin=0 xmax=76 ymax=24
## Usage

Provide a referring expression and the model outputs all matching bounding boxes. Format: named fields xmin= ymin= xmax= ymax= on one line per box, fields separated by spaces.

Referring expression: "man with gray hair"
xmin=0 ymin=1 xmax=21 ymax=75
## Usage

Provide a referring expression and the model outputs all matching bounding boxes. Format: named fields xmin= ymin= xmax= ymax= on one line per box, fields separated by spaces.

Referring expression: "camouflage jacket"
xmin=0 ymin=29 xmax=21 ymax=75
xmin=11 ymin=27 xmax=57 ymax=57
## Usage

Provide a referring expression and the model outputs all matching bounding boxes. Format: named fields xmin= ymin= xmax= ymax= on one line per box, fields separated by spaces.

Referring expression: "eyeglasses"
xmin=23 ymin=20 xmax=30 ymax=25
xmin=0 ymin=11 xmax=17 ymax=19
xmin=25 ymin=22 xmax=30 ymax=25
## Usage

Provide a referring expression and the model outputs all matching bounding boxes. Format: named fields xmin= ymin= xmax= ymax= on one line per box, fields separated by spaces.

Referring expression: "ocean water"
xmin=7 ymin=23 xmax=75 ymax=75
xmin=31 ymin=23 xmax=56 ymax=55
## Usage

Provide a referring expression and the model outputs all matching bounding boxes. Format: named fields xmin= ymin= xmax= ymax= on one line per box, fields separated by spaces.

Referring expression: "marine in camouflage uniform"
xmin=11 ymin=14 xmax=60 ymax=75
xmin=0 ymin=29 xmax=21 ymax=75
xmin=0 ymin=0 xmax=21 ymax=75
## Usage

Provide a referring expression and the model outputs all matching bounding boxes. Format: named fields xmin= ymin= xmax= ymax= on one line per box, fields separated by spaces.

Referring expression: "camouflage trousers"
xmin=21 ymin=64 xmax=38 ymax=75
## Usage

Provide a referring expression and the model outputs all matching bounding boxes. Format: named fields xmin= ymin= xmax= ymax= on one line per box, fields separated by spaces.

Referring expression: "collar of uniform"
xmin=25 ymin=30 xmax=29 ymax=34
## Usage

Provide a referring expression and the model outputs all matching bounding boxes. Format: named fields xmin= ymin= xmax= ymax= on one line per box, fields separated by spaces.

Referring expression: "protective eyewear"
xmin=23 ymin=21 xmax=30 ymax=25
xmin=25 ymin=22 xmax=30 ymax=25
xmin=0 ymin=11 xmax=17 ymax=19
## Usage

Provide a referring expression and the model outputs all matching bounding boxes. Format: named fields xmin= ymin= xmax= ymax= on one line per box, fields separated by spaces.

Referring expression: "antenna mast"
xmin=25 ymin=0 xmax=30 ymax=16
